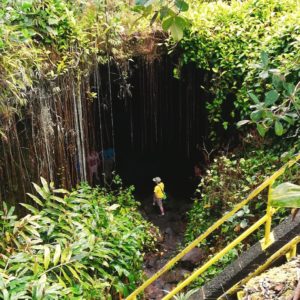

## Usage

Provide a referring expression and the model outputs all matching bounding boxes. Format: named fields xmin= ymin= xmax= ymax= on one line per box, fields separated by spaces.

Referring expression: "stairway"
xmin=190 ymin=213 xmax=300 ymax=299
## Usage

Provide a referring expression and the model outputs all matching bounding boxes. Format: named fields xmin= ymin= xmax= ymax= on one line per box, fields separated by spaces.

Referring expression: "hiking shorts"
xmin=154 ymin=196 xmax=163 ymax=209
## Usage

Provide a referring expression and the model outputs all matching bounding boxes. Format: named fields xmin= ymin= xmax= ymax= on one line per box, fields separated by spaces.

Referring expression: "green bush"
xmin=177 ymin=0 xmax=300 ymax=138
xmin=184 ymin=142 xmax=300 ymax=287
xmin=0 ymin=178 xmax=158 ymax=299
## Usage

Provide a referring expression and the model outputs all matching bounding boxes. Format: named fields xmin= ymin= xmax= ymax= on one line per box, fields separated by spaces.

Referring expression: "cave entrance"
xmin=93 ymin=56 xmax=210 ymax=198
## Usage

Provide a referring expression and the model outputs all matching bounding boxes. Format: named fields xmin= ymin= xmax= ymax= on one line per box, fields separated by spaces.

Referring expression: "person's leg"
xmin=157 ymin=199 xmax=165 ymax=216
xmin=153 ymin=195 xmax=156 ymax=206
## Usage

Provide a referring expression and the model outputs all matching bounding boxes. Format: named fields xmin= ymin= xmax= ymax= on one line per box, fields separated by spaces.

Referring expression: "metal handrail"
xmin=126 ymin=153 xmax=300 ymax=300
xmin=223 ymin=235 xmax=300 ymax=299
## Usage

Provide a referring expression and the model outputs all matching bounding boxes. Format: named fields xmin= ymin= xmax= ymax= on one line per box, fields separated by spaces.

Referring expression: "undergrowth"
xmin=184 ymin=135 xmax=300 ymax=288
xmin=0 ymin=178 xmax=158 ymax=299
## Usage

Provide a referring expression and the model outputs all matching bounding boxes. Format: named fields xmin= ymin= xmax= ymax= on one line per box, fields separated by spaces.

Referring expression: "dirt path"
xmin=139 ymin=194 xmax=193 ymax=300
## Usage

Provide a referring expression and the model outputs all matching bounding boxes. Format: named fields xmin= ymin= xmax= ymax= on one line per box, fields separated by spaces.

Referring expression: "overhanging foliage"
xmin=0 ymin=178 xmax=157 ymax=299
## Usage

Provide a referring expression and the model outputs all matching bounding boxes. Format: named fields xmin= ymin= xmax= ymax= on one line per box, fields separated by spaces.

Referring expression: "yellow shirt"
xmin=154 ymin=182 xmax=164 ymax=199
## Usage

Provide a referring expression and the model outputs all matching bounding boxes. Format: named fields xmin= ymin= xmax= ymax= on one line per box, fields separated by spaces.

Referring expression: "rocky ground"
xmin=242 ymin=256 xmax=300 ymax=300
xmin=138 ymin=193 xmax=203 ymax=300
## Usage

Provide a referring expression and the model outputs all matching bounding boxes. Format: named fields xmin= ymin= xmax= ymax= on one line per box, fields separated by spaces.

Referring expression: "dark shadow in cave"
xmin=109 ymin=57 xmax=211 ymax=199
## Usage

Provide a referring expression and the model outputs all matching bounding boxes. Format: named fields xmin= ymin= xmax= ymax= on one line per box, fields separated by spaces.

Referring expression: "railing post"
xmin=264 ymin=180 xmax=274 ymax=248
xmin=286 ymin=244 xmax=297 ymax=261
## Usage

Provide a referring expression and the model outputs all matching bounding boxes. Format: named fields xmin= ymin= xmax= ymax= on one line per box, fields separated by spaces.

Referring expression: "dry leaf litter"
xmin=242 ymin=256 xmax=300 ymax=300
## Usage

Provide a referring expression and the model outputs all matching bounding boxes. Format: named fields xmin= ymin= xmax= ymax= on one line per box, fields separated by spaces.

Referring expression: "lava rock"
xmin=181 ymin=248 xmax=206 ymax=270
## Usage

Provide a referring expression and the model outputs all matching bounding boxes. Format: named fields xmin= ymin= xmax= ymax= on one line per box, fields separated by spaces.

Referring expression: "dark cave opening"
xmin=92 ymin=57 xmax=212 ymax=198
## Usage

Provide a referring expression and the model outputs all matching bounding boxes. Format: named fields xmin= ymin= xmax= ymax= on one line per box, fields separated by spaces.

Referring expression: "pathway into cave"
xmin=132 ymin=188 xmax=196 ymax=300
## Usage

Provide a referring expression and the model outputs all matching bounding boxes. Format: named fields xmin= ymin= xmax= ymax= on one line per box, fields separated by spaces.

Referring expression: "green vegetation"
xmin=184 ymin=137 xmax=300 ymax=287
xmin=0 ymin=0 xmax=145 ymax=113
xmin=0 ymin=178 xmax=157 ymax=299
xmin=271 ymin=182 xmax=300 ymax=208
xmin=1 ymin=0 xmax=300 ymax=297
xmin=237 ymin=53 xmax=300 ymax=138
xmin=181 ymin=0 xmax=300 ymax=288
xmin=177 ymin=0 xmax=300 ymax=139
xmin=135 ymin=0 xmax=190 ymax=41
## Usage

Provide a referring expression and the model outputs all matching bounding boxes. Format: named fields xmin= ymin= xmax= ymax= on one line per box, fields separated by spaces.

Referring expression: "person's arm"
xmin=154 ymin=186 xmax=159 ymax=198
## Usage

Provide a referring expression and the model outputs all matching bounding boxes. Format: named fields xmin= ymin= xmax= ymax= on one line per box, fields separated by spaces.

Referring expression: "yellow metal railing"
xmin=126 ymin=153 xmax=300 ymax=300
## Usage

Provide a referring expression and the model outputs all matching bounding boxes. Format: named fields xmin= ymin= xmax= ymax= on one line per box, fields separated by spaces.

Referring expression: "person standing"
xmin=152 ymin=177 xmax=165 ymax=216
xmin=87 ymin=150 xmax=101 ymax=184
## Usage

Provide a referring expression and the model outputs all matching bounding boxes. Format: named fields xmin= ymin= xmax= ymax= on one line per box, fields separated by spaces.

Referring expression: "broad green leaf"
xmin=250 ymin=110 xmax=262 ymax=121
xmin=27 ymin=192 xmax=44 ymax=206
xmin=249 ymin=92 xmax=260 ymax=104
xmin=53 ymin=188 xmax=69 ymax=194
xmin=32 ymin=183 xmax=48 ymax=200
xmin=169 ymin=19 xmax=185 ymax=41
xmin=271 ymin=182 xmax=300 ymax=208
xmin=159 ymin=6 xmax=175 ymax=20
xmin=175 ymin=0 xmax=189 ymax=12
xmin=174 ymin=16 xmax=187 ymax=30
xmin=261 ymin=51 xmax=269 ymax=66
xmin=162 ymin=16 xmax=173 ymax=31
xmin=272 ymin=75 xmax=282 ymax=90
xmin=20 ymin=203 xmax=39 ymax=214
xmin=50 ymin=195 xmax=66 ymax=204
xmin=275 ymin=120 xmax=283 ymax=136
xmin=265 ymin=90 xmax=279 ymax=106
xmin=53 ymin=244 xmax=61 ymax=266
xmin=107 ymin=204 xmax=120 ymax=211
xmin=67 ymin=266 xmax=81 ymax=282
xmin=61 ymin=247 xmax=72 ymax=264
xmin=257 ymin=123 xmax=266 ymax=137
xmin=40 ymin=177 xmax=50 ymax=193
xmin=44 ymin=246 xmax=51 ymax=270
xmin=21 ymin=1 xmax=33 ymax=10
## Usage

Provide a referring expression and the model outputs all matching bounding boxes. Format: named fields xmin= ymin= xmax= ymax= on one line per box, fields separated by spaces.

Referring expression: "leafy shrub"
xmin=0 ymin=178 xmax=158 ymax=299
xmin=184 ymin=143 xmax=300 ymax=287
xmin=237 ymin=52 xmax=300 ymax=138
xmin=177 ymin=0 xmax=300 ymax=139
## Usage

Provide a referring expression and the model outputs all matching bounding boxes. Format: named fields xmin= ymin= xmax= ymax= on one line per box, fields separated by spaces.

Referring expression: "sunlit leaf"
xmin=162 ymin=16 xmax=173 ymax=31
xmin=40 ymin=177 xmax=50 ymax=193
xmin=53 ymin=244 xmax=61 ymax=266
xmin=275 ymin=120 xmax=283 ymax=136
xmin=236 ymin=120 xmax=250 ymax=127
xmin=27 ymin=193 xmax=44 ymax=206
xmin=20 ymin=203 xmax=39 ymax=214
xmin=240 ymin=219 xmax=248 ymax=229
xmin=271 ymin=182 xmax=300 ymax=208
xmin=32 ymin=183 xmax=48 ymax=200
xmin=44 ymin=246 xmax=51 ymax=270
